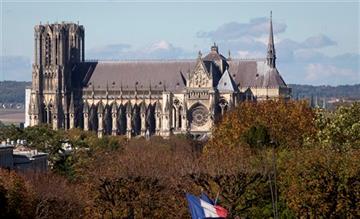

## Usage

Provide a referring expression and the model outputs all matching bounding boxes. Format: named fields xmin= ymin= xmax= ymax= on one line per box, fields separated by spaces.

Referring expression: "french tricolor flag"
xmin=186 ymin=193 xmax=228 ymax=219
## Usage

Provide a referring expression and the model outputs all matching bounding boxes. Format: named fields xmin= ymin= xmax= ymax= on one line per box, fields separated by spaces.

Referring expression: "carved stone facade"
xmin=27 ymin=15 xmax=291 ymax=138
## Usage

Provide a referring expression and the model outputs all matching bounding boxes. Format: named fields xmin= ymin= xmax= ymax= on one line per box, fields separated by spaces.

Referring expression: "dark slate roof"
xmin=228 ymin=60 xmax=260 ymax=87
xmin=262 ymin=68 xmax=287 ymax=88
xmin=74 ymin=58 xmax=287 ymax=91
xmin=203 ymin=60 xmax=222 ymax=86
xmin=77 ymin=60 xmax=196 ymax=91
xmin=228 ymin=59 xmax=287 ymax=88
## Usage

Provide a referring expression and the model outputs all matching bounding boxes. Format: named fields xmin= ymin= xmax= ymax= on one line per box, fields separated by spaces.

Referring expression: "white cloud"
xmin=87 ymin=40 xmax=192 ymax=60
xmin=237 ymin=50 xmax=264 ymax=59
xmin=87 ymin=44 xmax=131 ymax=59
xmin=302 ymin=34 xmax=337 ymax=49
xmin=305 ymin=63 xmax=358 ymax=84
xmin=147 ymin=40 xmax=171 ymax=51
xmin=293 ymin=49 xmax=326 ymax=62
xmin=197 ymin=17 xmax=287 ymax=41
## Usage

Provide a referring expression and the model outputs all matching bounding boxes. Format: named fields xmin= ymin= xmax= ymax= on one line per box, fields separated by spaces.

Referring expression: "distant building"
xmin=26 ymin=12 xmax=291 ymax=139
xmin=25 ymin=88 xmax=31 ymax=127
xmin=0 ymin=141 xmax=48 ymax=172
xmin=0 ymin=144 xmax=14 ymax=169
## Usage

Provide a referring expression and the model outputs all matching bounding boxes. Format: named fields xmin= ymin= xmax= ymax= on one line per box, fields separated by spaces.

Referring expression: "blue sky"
xmin=1 ymin=1 xmax=359 ymax=85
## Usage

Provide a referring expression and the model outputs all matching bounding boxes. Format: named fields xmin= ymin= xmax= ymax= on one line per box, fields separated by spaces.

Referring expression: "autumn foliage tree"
xmin=0 ymin=170 xmax=85 ymax=219
xmin=1 ymin=102 xmax=360 ymax=218
xmin=0 ymin=169 xmax=35 ymax=219
xmin=208 ymin=100 xmax=316 ymax=150
xmin=279 ymin=147 xmax=360 ymax=218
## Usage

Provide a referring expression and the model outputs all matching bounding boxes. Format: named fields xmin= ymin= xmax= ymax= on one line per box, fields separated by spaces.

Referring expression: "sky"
xmin=0 ymin=0 xmax=359 ymax=85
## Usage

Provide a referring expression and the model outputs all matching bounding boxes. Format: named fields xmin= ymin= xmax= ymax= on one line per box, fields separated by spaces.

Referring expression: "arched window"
xmin=55 ymin=37 xmax=58 ymax=64
xmin=45 ymin=34 xmax=52 ymax=65
xmin=219 ymin=98 xmax=228 ymax=115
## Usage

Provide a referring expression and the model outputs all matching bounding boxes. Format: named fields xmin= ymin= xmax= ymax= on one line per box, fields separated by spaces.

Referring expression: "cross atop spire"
xmin=267 ymin=11 xmax=276 ymax=68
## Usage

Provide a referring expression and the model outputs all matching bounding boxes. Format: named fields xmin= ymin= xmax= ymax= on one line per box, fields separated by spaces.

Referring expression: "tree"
xmin=242 ymin=124 xmax=271 ymax=149
xmin=208 ymin=100 xmax=316 ymax=150
xmin=95 ymin=176 xmax=167 ymax=218
xmin=315 ymin=102 xmax=360 ymax=150
xmin=0 ymin=169 xmax=35 ymax=219
xmin=279 ymin=147 xmax=360 ymax=218
xmin=0 ymin=124 xmax=24 ymax=142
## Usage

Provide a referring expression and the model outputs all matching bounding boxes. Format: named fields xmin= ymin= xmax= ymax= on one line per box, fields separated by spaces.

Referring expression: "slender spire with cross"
xmin=267 ymin=11 xmax=276 ymax=68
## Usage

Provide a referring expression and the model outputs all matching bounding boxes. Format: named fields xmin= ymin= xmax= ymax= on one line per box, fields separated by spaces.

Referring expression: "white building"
xmin=24 ymin=87 xmax=31 ymax=127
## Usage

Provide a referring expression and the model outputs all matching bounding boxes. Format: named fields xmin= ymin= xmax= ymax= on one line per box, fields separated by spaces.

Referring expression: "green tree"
xmin=0 ymin=124 xmax=24 ymax=142
xmin=242 ymin=124 xmax=271 ymax=149
xmin=315 ymin=102 xmax=360 ymax=150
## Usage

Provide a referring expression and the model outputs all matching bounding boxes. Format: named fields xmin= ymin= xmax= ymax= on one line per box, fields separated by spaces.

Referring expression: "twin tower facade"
xmin=27 ymin=14 xmax=291 ymax=138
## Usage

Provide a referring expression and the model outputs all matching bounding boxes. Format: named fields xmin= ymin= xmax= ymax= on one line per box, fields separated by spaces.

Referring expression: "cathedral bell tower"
xmin=29 ymin=22 xmax=85 ymax=129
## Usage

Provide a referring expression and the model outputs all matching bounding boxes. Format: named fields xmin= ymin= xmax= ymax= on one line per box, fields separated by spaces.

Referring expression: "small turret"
xmin=112 ymin=101 xmax=117 ymax=114
xmin=164 ymin=97 xmax=171 ymax=113
xmin=126 ymin=102 xmax=132 ymax=114
xmin=198 ymin=50 xmax=202 ymax=59
xmin=83 ymin=100 xmax=89 ymax=113
xmin=69 ymin=93 xmax=75 ymax=114
xmin=98 ymin=101 xmax=104 ymax=114
xmin=33 ymin=92 xmax=40 ymax=115
xmin=140 ymin=101 xmax=147 ymax=113
xmin=210 ymin=42 xmax=218 ymax=53
xmin=227 ymin=50 xmax=232 ymax=61
xmin=155 ymin=99 xmax=162 ymax=113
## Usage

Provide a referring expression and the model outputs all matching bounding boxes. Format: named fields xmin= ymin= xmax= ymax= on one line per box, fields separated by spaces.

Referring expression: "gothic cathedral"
xmin=27 ymin=13 xmax=291 ymax=138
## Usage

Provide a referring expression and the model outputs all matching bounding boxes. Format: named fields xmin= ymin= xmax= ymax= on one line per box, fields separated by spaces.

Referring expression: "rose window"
xmin=190 ymin=104 xmax=209 ymax=127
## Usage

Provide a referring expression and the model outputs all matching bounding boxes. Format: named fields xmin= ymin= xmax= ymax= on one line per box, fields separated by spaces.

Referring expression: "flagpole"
xmin=214 ymin=190 xmax=220 ymax=205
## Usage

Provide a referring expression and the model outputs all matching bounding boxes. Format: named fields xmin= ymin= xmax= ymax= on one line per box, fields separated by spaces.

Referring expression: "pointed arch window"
xmin=45 ymin=34 xmax=52 ymax=65
xmin=55 ymin=37 xmax=58 ymax=64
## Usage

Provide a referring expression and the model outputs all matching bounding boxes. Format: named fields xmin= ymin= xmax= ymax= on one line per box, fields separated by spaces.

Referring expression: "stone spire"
xmin=34 ymin=92 xmax=40 ymax=115
xmin=227 ymin=50 xmax=232 ymax=61
xmin=83 ymin=100 xmax=89 ymax=113
xmin=164 ymin=96 xmax=170 ymax=113
xmin=140 ymin=100 xmax=146 ymax=113
xmin=126 ymin=101 xmax=132 ymax=114
xmin=69 ymin=92 xmax=75 ymax=114
xmin=155 ymin=99 xmax=162 ymax=113
xmin=267 ymin=11 xmax=276 ymax=68
xmin=112 ymin=100 xmax=117 ymax=114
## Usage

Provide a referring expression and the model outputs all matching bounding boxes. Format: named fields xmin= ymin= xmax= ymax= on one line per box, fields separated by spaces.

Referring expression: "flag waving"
xmin=186 ymin=193 xmax=228 ymax=219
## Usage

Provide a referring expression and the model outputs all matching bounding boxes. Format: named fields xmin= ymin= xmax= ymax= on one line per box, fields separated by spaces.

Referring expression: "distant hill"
xmin=289 ymin=84 xmax=360 ymax=99
xmin=0 ymin=81 xmax=359 ymax=104
xmin=0 ymin=81 xmax=31 ymax=104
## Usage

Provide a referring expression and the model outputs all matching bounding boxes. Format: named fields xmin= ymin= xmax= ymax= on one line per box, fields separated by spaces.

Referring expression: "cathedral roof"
xmin=79 ymin=61 xmax=196 ymax=91
xmin=262 ymin=67 xmax=287 ymax=88
xmin=75 ymin=55 xmax=287 ymax=92
xmin=217 ymin=69 xmax=238 ymax=92
xmin=228 ymin=59 xmax=286 ymax=88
